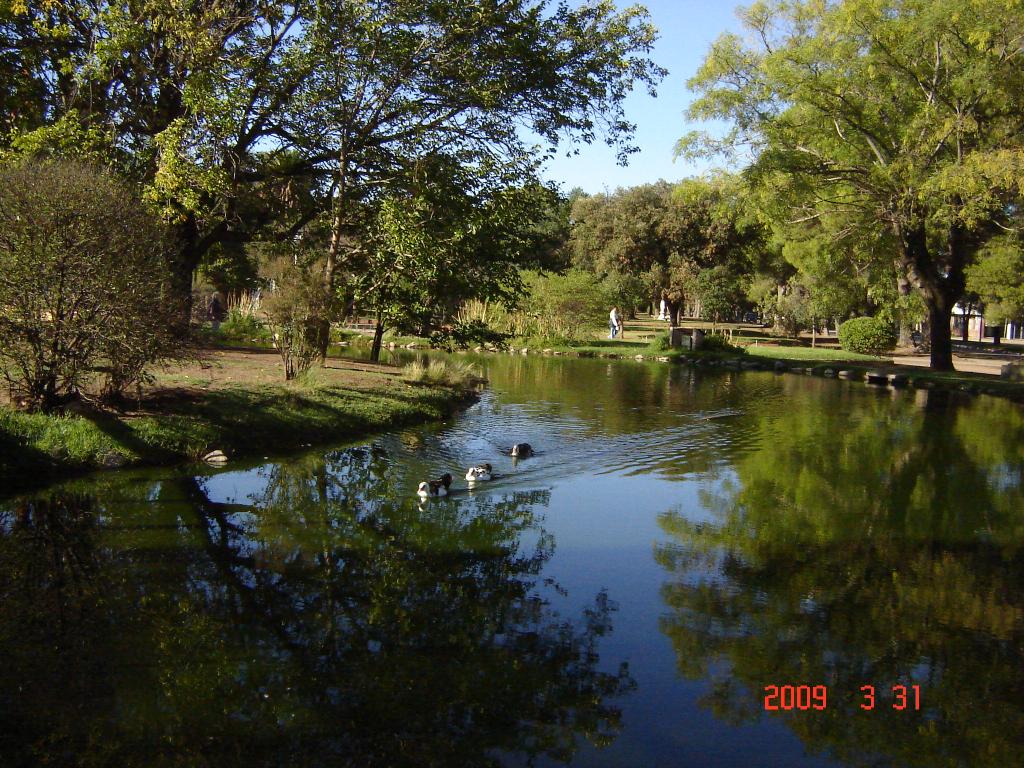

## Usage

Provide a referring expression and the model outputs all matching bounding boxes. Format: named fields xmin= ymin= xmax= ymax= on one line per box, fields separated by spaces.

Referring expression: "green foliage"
xmin=0 ymin=160 xmax=183 ymax=410
xmin=521 ymin=270 xmax=614 ymax=344
xmin=262 ymin=254 xmax=338 ymax=380
xmin=693 ymin=266 xmax=744 ymax=324
xmin=698 ymin=333 xmax=744 ymax=354
xmin=838 ymin=317 xmax=898 ymax=356
xmin=3 ymin=0 xmax=665 ymax=320
xmin=198 ymin=243 xmax=261 ymax=298
xmin=684 ymin=0 xmax=1024 ymax=369
xmin=569 ymin=175 xmax=765 ymax=320
xmin=218 ymin=310 xmax=270 ymax=344
xmin=966 ymin=237 xmax=1024 ymax=325
xmin=354 ymin=158 xmax=549 ymax=358
xmin=602 ymin=271 xmax=650 ymax=317
xmin=647 ymin=332 xmax=671 ymax=352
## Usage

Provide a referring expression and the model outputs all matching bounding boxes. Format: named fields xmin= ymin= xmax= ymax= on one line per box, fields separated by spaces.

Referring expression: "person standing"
xmin=207 ymin=292 xmax=226 ymax=332
xmin=658 ymin=297 xmax=667 ymax=321
xmin=609 ymin=306 xmax=620 ymax=339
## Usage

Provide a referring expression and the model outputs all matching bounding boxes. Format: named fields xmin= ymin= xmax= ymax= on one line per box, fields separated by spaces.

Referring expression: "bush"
xmin=838 ymin=317 xmax=897 ymax=355
xmin=0 ymin=160 xmax=183 ymax=410
xmin=521 ymin=270 xmax=612 ymax=343
xmin=699 ymin=333 xmax=744 ymax=354
xmin=219 ymin=309 xmax=270 ymax=344
xmin=261 ymin=254 xmax=338 ymax=380
xmin=648 ymin=332 xmax=671 ymax=351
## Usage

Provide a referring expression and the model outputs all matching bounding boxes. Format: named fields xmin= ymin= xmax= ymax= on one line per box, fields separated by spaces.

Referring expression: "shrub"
xmin=402 ymin=359 xmax=484 ymax=388
xmin=648 ymin=332 xmax=671 ymax=351
xmin=838 ymin=317 xmax=897 ymax=355
xmin=219 ymin=309 xmax=270 ymax=344
xmin=0 ymin=160 xmax=182 ymax=410
xmin=699 ymin=333 xmax=744 ymax=354
xmin=261 ymin=254 xmax=338 ymax=380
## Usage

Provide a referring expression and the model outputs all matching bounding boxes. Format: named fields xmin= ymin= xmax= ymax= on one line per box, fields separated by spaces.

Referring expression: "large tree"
xmin=569 ymin=175 xmax=763 ymax=324
xmin=2 ymin=0 xmax=664 ymax=325
xmin=283 ymin=0 xmax=664 ymax=353
xmin=682 ymin=0 xmax=1024 ymax=369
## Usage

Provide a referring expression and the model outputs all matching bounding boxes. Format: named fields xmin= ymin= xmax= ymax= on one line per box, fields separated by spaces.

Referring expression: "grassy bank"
xmin=0 ymin=350 xmax=478 ymax=490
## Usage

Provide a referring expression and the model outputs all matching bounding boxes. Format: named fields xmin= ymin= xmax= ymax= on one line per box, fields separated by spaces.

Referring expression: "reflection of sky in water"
xmin=8 ymin=357 xmax=1023 ymax=768
xmin=195 ymin=363 xmax=839 ymax=767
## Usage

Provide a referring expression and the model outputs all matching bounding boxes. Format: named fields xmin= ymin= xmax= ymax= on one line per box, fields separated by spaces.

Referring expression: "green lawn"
xmin=743 ymin=345 xmax=886 ymax=362
xmin=1 ymin=350 xmax=477 ymax=493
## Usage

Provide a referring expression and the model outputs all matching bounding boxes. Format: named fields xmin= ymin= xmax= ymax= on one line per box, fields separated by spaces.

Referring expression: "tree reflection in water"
xmin=0 ymin=447 xmax=633 ymax=767
xmin=656 ymin=390 xmax=1024 ymax=768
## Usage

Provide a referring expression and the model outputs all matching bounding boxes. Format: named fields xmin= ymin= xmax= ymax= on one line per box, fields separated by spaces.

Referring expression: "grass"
xmin=743 ymin=345 xmax=885 ymax=362
xmin=0 ymin=349 xmax=477 ymax=493
xmin=402 ymin=358 xmax=485 ymax=387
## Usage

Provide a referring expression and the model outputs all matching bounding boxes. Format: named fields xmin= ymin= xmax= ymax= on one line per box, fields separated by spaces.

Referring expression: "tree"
xmin=966 ymin=236 xmax=1024 ymax=330
xmin=274 ymin=0 xmax=665 ymax=354
xmin=693 ymin=265 xmax=744 ymax=329
xmin=683 ymin=0 xmax=1024 ymax=370
xmin=569 ymin=176 xmax=763 ymax=325
xmin=1 ymin=0 xmax=325 ymax=318
xmin=0 ymin=160 xmax=181 ymax=410
xmin=352 ymin=157 xmax=555 ymax=361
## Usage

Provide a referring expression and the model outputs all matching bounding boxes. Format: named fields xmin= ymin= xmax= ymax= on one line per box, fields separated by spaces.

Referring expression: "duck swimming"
xmin=417 ymin=473 xmax=453 ymax=498
xmin=465 ymin=463 xmax=493 ymax=482
xmin=510 ymin=443 xmax=533 ymax=458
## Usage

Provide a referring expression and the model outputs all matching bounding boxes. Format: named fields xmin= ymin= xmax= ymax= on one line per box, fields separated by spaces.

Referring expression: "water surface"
xmin=2 ymin=355 xmax=1023 ymax=767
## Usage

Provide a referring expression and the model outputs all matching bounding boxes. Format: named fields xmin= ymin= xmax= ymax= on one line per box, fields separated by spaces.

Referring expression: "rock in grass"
xmin=203 ymin=449 xmax=229 ymax=465
xmin=101 ymin=452 xmax=128 ymax=469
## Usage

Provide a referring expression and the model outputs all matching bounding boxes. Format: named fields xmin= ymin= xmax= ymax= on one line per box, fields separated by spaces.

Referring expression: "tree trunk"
xmin=167 ymin=218 xmax=203 ymax=333
xmin=668 ymin=301 xmax=681 ymax=327
xmin=928 ymin=299 xmax=955 ymax=371
xmin=369 ymin=312 xmax=385 ymax=363
xmin=811 ymin=321 xmax=816 ymax=348
xmin=896 ymin=222 xmax=965 ymax=372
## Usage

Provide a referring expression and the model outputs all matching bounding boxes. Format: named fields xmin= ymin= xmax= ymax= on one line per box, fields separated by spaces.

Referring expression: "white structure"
xmin=952 ymin=303 xmax=1023 ymax=342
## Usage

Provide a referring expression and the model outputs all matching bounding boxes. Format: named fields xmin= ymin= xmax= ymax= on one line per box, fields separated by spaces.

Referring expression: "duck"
xmin=465 ymin=463 xmax=493 ymax=482
xmin=510 ymin=443 xmax=533 ymax=458
xmin=417 ymin=473 xmax=453 ymax=498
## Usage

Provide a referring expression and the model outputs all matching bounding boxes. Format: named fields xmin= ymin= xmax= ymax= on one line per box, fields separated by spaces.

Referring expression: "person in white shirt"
xmin=609 ymin=306 xmax=620 ymax=339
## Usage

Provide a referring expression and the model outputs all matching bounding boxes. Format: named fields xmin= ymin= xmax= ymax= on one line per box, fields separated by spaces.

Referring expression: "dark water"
xmin=2 ymin=355 xmax=1023 ymax=767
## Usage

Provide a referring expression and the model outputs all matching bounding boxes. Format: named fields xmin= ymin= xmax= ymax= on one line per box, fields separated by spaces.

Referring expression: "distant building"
xmin=952 ymin=303 xmax=1023 ymax=342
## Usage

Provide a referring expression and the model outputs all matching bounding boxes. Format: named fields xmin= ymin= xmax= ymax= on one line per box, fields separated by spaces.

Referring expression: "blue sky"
xmin=539 ymin=0 xmax=745 ymax=194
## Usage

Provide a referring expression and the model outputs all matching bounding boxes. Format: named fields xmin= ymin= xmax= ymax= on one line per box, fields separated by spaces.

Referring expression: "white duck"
xmin=417 ymin=473 xmax=452 ymax=498
xmin=465 ymin=463 xmax=493 ymax=482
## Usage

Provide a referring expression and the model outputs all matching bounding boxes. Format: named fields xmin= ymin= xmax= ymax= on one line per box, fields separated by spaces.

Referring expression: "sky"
xmin=538 ymin=0 xmax=745 ymax=194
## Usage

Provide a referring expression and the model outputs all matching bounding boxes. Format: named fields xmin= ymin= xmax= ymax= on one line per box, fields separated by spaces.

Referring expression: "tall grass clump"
xmin=402 ymin=359 xmax=484 ymax=388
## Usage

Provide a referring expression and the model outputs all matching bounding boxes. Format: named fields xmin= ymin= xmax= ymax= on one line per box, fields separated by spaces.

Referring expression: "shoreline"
xmin=441 ymin=343 xmax=1024 ymax=403
xmin=0 ymin=352 xmax=479 ymax=497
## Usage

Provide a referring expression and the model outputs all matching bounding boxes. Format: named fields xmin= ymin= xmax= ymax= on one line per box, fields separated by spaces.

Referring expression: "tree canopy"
xmin=682 ymin=0 xmax=1024 ymax=369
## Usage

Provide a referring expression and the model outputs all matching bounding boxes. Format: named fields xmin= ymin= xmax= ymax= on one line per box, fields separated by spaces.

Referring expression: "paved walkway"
xmin=891 ymin=352 xmax=1013 ymax=376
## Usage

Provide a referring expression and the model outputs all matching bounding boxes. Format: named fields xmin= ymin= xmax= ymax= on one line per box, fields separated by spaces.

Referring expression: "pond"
xmin=2 ymin=355 xmax=1023 ymax=767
